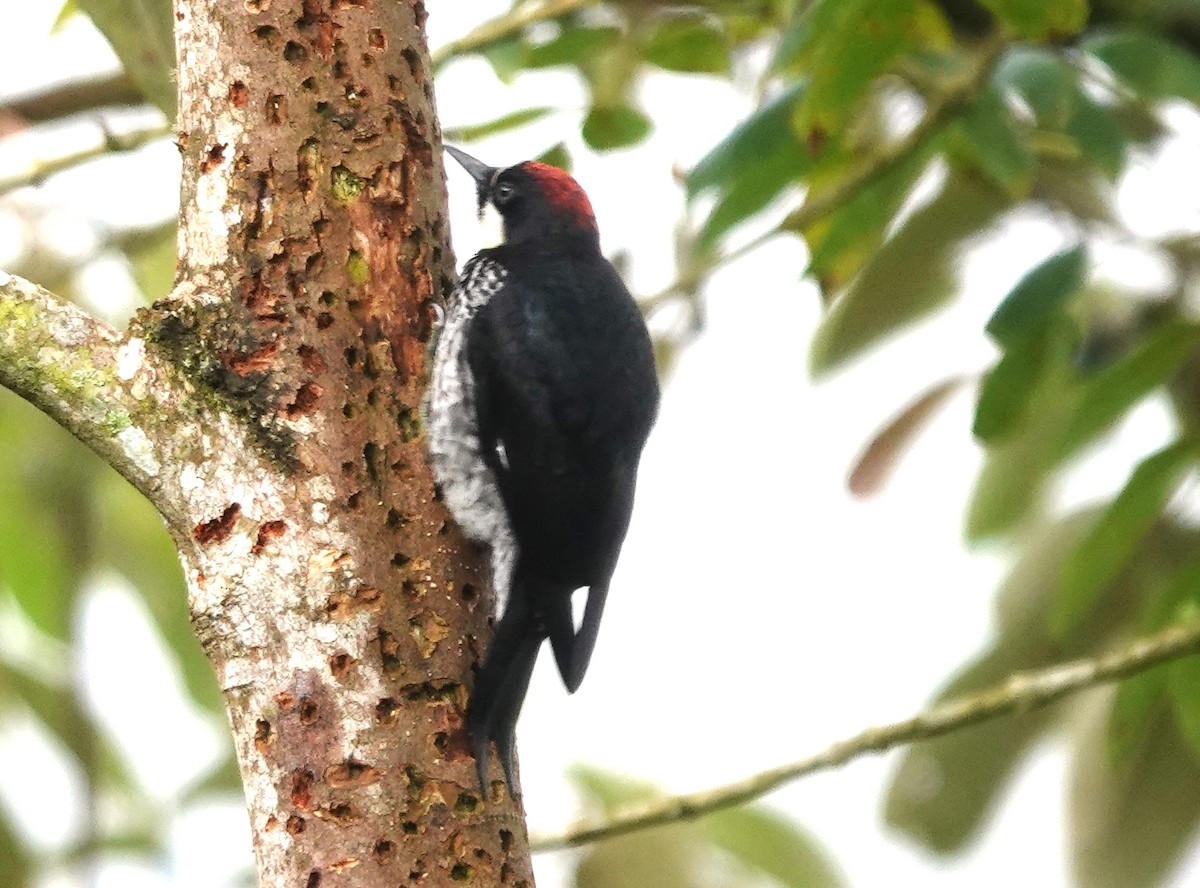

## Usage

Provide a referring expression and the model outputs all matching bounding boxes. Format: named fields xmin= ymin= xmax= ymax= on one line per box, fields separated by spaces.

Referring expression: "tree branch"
xmin=0 ymin=72 xmax=145 ymax=126
xmin=0 ymin=123 xmax=172 ymax=195
xmin=0 ymin=271 xmax=190 ymax=526
xmin=431 ymin=0 xmax=598 ymax=68
xmin=531 ymin=616 xmax=1200 ymax=851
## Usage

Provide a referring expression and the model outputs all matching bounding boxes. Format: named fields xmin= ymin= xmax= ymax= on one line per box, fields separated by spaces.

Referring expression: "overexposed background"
xmin=1 ymin=3 xmax=1198 ymax=887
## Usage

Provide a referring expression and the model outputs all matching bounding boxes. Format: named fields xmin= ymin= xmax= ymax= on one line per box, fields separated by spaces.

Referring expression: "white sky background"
xmin=1 ymin=2 xmax=1199 ymax=887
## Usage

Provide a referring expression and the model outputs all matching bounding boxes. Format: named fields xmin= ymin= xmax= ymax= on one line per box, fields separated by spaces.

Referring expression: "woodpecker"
xmin=427 ymin=146 xmax=659 ymax=794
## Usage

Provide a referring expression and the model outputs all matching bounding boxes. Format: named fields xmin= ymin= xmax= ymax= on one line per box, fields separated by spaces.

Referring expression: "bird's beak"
xmin=445 ymin=145 xmax=497 ymax=186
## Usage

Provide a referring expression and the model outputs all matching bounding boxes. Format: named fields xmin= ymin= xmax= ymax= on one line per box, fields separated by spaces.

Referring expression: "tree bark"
xmin=0 ymin=1 xmax=537 ymax=886
xmin=168 ymin=0 xmax=536 ymax=884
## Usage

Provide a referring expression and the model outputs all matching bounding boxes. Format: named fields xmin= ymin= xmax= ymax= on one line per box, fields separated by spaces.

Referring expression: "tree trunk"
xmin=0 ymin=1 xmax=537 ymax=886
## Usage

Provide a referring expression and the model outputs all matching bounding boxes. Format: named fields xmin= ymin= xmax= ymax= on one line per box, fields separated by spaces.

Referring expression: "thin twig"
xmin=531 ymin=616 xmax=1200 ymax=851
xmin=431 ymin=0 xmax=598 ymax=68
xmin=0 ymin=123 xmax=173 ymax=195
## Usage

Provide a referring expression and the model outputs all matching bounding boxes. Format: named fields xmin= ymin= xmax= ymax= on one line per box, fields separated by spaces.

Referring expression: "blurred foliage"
xmin=569 ymin=766 xmax=847 ymax=888
xmin=4 ymin=0 xmax=1200 ymax=885
xmin=0 ymin=384 xmax=238 ymax=888
xmin=75 ymin=0 xmax=175 ymax=119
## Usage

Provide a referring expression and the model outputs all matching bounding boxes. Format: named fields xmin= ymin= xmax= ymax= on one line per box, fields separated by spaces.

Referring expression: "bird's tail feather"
xmin=467 ymin=590 xmax=541 ymax=794
xmin=564 ymin=581 xmax=608 ymax=693
xmin=542 ymin=590 xmax=576 ymax=692
xmin=487 ymin=630 xmax=540 ymax=791
xmin=541 ymin=576 xmax=611 ymax=694
xmin=467 ymin=570 xmax=613 ymax=796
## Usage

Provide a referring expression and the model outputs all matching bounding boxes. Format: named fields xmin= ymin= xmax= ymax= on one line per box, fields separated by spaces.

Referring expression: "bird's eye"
xmin=493 ymin=182 xmax=516 ymax=205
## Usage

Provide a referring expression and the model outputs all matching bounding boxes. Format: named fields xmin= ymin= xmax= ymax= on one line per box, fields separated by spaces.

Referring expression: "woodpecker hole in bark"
xmin=193 ymin=503 xmax=242 ymax=544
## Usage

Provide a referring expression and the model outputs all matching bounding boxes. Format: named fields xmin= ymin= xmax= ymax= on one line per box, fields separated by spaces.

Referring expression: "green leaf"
xmin=582 ymin=105 xmax=652 ymax=152
xmin=53 ymin=0 xmax=79 ymax=31
xmin=1138 ymin=549 xmax=1200 ymax=634
xmin=181 ymin=752 xmax=243 ymax=803
xmin=443 ymin=107 xmax=555 ymax=143
xmin=1058 ymin=321 xmax=1200 ymax=461
xmin=1085 ymin=29 xmax=1200 ymax=104
xmin=1051 ymin=439 xmax=1199 ymax=640
xmin=569 ymin=764 xmax=660 ymax=815
xmin=642 ymin=17 xmax=730 ymax=75
xmin=890 ymin=513 xmax=1089 ymax=851
xmin=1067 ymin=94 xmax=1128 ymax=179
xmin=574 ymin=822 xmax=700 ymax=888
xmin=0 ymin=812 xmax=31 ymax=888
xmin=535 ymin=142 xmax=572 ymax=172
xmin=1070 ymin=708 xmax=1200 ymax=888
xmin=569 ymin=766 xmax=848 ymax=888
xmin=525 ymin=26 xmax=620 ymax=69
xmin=810 ymin=171 xmax=1009 ymax=376
xmin=703 ymin=807 xmax=848 ymax=888
xmin=119 ymin=221 xmax=176 ymax=302
xmin=688 ymin=82 xmax=806 ymax=196
xmin=973 ymin=317 xmax=1078 ymax=443
xmin=966 ymin=391 xmax=1070 ymax=541
xmin=786 ymin=0 xmax=946 ymax=144
xmin=690 ymin=84 xmax=813 ymax=246
xmin=697 ymin=153 xmax=798 ymax=247
xmin=0 ymin=395 xmax=76 ymax=640
xmin=800 ymin=145 xmax=930 ymax=291
xmin=1129 ymin=554 xmax=1200 ymax=762
xmin=1109 ymin=666 xmax=1169 ymax=766
xmin=975 ymin=0 xmax=1087 ymax=40
xmin=76 ymin=0 xmax=175 ymax=119
xmin=480 ymin=37 xmax=523 ymax=83
xmin=568 ymin=767 xmax=712 ymax=888
xmin=995 ymin=48 xmax=1079 ymax=131
xmin=0 ymin=474 xmax=72 ymax=639
xmin=885 ymin=643 xmax=1058 ymax=851
xmin=984 ymin=246 xmax=1087 ymax=347
xmin=1032 ymin=159 xmax=1115 ymax=223
xmin=950 ymin=85 xmax=1035 ymax=197
xmin=1170 ymin=651 xmax=1200 ymax=761
xmin=1098 ymin=532 xmax=1200 ymax=774
xmin=768 ymin=2 xmax=816 ymax=73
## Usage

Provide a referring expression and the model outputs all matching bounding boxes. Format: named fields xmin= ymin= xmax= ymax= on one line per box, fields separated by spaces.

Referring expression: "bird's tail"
xmin=546 ymin=580 xmax=609 ymax=694
xmin=466 ymin=588 xmax=542 ymax=794
xmin=467 ymin=570 xmax=613 ymax=795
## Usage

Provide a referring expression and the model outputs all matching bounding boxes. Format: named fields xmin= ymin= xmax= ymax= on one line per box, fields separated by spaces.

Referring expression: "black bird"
xmin=427 ymin=146 xmax=659 ymax=795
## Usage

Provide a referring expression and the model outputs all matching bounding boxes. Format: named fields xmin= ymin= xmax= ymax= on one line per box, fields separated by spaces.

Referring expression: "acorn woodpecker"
xmin=427 ymin=146 xmax=659 ymax=794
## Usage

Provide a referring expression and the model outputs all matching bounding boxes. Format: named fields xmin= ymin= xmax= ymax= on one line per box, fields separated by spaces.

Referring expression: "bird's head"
xmin=445 ymin=145 xmax=599 ymax=250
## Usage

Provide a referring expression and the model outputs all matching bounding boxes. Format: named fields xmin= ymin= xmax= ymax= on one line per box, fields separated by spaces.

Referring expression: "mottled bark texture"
xmin=166 ymin=1 xmax=535 ymax=886
xmin=1 ymin=1 xmax=537 ymax=886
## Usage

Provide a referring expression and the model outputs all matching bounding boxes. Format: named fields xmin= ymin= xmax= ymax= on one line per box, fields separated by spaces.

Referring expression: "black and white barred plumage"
xmin=427 ymin=147 xmax=659 ymax=795
xmin=427 ymin=256 xmax=517 ymax=610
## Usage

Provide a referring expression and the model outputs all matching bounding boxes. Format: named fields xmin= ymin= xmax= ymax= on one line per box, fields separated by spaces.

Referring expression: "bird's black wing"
xmin=468 ymin=252 xmax=657 ymax=576
xmin=462 ymin=251 xmax=657 ymax=791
